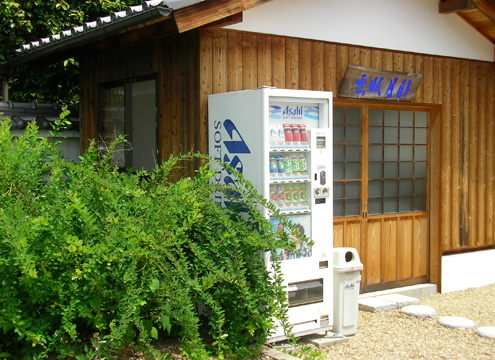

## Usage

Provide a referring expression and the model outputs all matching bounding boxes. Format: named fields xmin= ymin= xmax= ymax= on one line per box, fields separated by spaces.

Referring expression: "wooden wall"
xmin=80 ymin=39 xmax=157 ymax=149
xmin=198 ymin=28 xmax=495 ymax=259
xmin=78 ymin=26 xmax=495 ymax=288
xmin=79 ymin=31 xmax=201 ymax=176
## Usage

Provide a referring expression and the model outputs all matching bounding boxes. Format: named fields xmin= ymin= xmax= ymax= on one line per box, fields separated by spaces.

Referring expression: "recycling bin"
xmin=333 ymin=247 xmax=363 ymax=336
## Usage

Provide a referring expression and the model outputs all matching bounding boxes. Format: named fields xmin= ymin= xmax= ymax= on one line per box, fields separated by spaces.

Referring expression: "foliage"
xmin=0 ymin=1 xmax=142 ymax=104
xmin=0 ymin=117 xmax=307 ymax=359
xmin=281 ymin=345 xmax=326 ymax=360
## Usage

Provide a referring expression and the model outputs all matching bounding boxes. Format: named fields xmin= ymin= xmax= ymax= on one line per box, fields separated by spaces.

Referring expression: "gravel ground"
xmin=320 ymin=283 xmax=495 ymax=360
xmin=140 ymin=284 xmax=495 ymax=359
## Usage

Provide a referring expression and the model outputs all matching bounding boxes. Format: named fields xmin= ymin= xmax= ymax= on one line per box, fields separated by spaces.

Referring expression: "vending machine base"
xmin=267 ymin=324 xmax=333 ymax=343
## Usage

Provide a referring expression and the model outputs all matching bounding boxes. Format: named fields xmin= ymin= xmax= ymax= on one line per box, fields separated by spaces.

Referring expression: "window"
xmin=333 ymin=106 xmax=428 ymax=218
xmin=333 ymin=107 xmax=361 ymax=217
xmin=99 ymin=78 xmax=157 ymax=171
xmin=368 ymin=109 xmax=427 ymax=215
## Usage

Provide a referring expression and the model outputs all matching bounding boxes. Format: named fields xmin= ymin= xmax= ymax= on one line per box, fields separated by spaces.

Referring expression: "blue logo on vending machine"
xmin=304 ymin=106 xmax=319 ymax=120
xmin=212 ymin=119 xmax=251 ymax=208
xmin=269 ymin=105 xmax=282 ymax=119
xmin=273 ymin=103 xmax=320 ymax=121
xmin=283 ymin=105 xmax=303 ymax=118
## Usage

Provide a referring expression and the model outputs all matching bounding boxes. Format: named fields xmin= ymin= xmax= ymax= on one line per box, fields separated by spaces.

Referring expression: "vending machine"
xmin=208 ymin=87 xmax=333 ymax=341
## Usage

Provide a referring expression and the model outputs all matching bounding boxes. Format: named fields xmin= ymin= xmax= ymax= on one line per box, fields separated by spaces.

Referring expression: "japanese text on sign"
xmin=339 ymin=65 xmax=422 ymax=102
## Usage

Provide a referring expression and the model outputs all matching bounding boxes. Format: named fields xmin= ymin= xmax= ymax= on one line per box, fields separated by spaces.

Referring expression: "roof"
xmin=2 ymin=0 xmax=206 ymax=69
xmin=0 ymin=102 xmax=79 ymax=131
xmin=7 ymin=0 xmax=492 ymax=71
xmin=1 ymin=0 xmax=271 ymax=71
xmin=439 ymin=0 xmax=495 ymax=44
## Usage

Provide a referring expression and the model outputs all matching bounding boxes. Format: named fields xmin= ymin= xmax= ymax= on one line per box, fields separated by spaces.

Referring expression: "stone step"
xmin=359 ymin=294 xmax=419 ymax=313
xmin=302 ymin=333 xmax=350 ymax=348
xmin=476 ymin=326 xmax=495 ymax=338
xmin=359 ymin=297 xmax=397 ymax=313
xmin=376 ymin=293 xmax=420 ymax=307
xmin=439 ymin=316 xmax=475 ymax=329
xmin=401 ymin=305 xmax=437 ymax=318
xmin=359 ymin=283 xmax=437 ymax=300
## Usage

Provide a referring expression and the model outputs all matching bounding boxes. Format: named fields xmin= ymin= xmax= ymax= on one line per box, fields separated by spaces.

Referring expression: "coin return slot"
xmin=316 ymin=136 xmax=326 ymax=149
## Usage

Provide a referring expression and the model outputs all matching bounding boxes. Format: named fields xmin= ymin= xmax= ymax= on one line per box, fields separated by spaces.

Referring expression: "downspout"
xmin=2 ymin=77 xmax=8 ymax=102
xmin=0 ymin=64 xmax=8 ymax=101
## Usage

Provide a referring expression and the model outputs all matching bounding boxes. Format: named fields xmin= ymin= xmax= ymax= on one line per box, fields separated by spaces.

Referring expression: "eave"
xmin=439 ymin=0 xmax=495 ymax=44
xmin=1 ymin=0 xmax=270 ymax=72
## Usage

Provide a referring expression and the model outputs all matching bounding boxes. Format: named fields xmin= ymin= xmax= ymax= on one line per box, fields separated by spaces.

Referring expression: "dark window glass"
xmin=368 ymin=110 xmax=428 ymax=215
xmin=333 ymin=107 xmax=362 ymax=217
xmin=99 ymin=78 xmax=157 ymax=171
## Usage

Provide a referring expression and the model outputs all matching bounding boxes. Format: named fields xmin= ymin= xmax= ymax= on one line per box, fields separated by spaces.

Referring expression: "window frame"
xmin=333 ymin=101 xmax=430 ymax=219
xmin=98 ymin=75 xmax=158 ymax=171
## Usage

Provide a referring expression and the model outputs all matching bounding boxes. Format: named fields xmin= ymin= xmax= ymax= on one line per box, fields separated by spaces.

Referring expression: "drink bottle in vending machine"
xmin=208 ymin=88 xmax=333 ymax=341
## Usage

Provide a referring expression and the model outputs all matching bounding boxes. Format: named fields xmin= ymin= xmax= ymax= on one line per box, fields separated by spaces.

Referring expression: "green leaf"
xmin=150 ymin=326 xmax=158 ymax=340
xmin=150 ymin=278 xmax=160 ymax=292
xmin=0 ymin=122 xmax=297 ymax=358
xmin=161 ymin=314 xmax=171 ymax=334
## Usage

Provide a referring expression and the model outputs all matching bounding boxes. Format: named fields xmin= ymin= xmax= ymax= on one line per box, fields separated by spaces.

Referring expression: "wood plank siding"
xmin=80 ymin=31 xmax=202 ymax=176
xmin=78 ymin=26 xmax=494 ymax=290
xmin=197 ymin=28 xmax=495 ymax=287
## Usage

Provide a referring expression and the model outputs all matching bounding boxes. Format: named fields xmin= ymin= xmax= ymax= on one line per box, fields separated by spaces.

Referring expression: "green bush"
xmin=0 ymin=118 xmax=304 ymax=359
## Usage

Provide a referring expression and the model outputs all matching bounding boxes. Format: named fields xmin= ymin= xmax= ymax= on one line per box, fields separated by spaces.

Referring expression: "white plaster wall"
xmin=12 ymin=130 xmax=81 ymax=163
xmin=441 ymin=250 xmax=495 ymax=293
xmin=227 ymin=0 xmax=494 ymax=62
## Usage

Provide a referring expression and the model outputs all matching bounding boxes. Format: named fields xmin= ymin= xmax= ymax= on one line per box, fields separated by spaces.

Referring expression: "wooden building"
xmin=3 ymin=0 xmax=495 ymax=293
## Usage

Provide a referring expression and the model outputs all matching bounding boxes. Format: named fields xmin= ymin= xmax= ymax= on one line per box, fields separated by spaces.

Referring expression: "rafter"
xmin=470 ymin=0 xmax=495 ymax=23
xmin=439 ymin=0 xmax=476 ymax=14
xmin=173 ymin=0 xmax=272 ymax=33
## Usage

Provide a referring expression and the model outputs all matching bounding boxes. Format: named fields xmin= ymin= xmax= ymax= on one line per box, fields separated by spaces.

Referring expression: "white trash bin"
xmin=333 ymin=247 xmax=363 ymax=336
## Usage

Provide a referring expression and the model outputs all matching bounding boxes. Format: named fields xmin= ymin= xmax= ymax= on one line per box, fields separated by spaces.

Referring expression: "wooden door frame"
xmin=333 ymin=98 xmax=441 ymax=292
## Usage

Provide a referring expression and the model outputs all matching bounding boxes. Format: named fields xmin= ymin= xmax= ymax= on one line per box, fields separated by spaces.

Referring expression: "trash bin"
xmin=333 ymin=247 xmax=363 ymax=336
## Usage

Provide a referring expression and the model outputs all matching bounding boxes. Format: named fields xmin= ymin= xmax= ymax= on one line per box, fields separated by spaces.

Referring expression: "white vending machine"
xmin=208 ymin=87 xmax=333 ymax=341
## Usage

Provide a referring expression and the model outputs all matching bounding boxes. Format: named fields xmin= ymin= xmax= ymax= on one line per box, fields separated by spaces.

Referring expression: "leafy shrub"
xmin=0 ymin=118 xmax=303 ymax=359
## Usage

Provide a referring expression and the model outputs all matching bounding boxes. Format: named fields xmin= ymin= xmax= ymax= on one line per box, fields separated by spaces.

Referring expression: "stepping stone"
xmin=303 ymin=333 xmax=350 ymax=348
xmin=376 ymin=294 xmax=420 ymax=308
xmin=476 ymin=326 xmax=495 ymax=338
xmin=438 ymin=316 xmax=475 ymax=329
xmin=359 ymin=297 xmax=397 ymax=313
xmin=401 ymin=305 xmax=436 ymax=318
xmin=261 ymin=346 xmax=300 ymax=360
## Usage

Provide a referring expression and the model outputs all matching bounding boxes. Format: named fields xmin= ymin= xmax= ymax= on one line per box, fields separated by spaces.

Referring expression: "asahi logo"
xmin=269 ymin=104 xmax=319 ymax=121
xmin=212 ymin=119 xmax=251 ymax=208
xmin=283 ymin=105 xmax=303 ymax=117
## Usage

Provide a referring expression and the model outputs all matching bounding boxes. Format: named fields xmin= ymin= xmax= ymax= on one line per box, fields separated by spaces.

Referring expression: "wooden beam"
xmin=471 ymin=0 xmax=495 ymax=23
xmin=439 ymin=0 xmax=475 ymax=14
xmin=173 ymin=0 xmax=272 ymax=33
xmin=202 ymin=13 xmax=243 ymax=30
